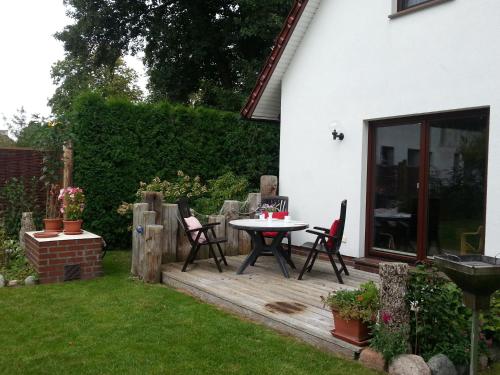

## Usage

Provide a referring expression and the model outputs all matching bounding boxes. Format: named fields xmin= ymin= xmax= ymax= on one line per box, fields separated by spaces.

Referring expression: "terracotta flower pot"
xmin=331 ymin=309 xmax=371 ymax=346
xmin=63 ymin=220 xmax=83 ymax=234
xmin=43 ymin=218 xmax=63 ymax=232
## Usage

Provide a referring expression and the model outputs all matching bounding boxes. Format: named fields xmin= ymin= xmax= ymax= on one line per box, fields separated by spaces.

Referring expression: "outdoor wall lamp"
xmin=329 ymin=121 xmax=344 ymax=141
xmin=332 ymin=129 xmax=344 ymax=141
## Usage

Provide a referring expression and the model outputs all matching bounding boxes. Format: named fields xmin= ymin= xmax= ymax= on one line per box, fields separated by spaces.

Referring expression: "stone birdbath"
xmin=433 ymin=254 xmax=500 ymax=375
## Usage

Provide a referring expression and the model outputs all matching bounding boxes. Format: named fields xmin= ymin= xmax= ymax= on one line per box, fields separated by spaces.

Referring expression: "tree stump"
xmin=379 ymin=262 xmax=410 ymax=329
xmin=247 ymin=192 xmax=261 ymax=218
xmin=222 ymin=200 xmax=240 ymax=256
xmin=260 ymin=175 xmax=278 ymax=198
xmin=131 ymin=203 xmax=148 ymax=275
xmin=139 ymin=211 xmax=156 ymax=278
xmin=161 ymin=204 xmax=178 ymax=264
xmin=143 ymin=224 xmax=163 ymax=283
xmin=19 ymin=212 xmax=35 ymax=250
xmin=141 ymin=191 xmax=163 ymax=225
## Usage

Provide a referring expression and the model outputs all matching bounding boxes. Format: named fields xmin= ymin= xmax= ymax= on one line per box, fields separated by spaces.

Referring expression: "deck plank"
xmin=161 ymin=254 xmax=379 ymax=359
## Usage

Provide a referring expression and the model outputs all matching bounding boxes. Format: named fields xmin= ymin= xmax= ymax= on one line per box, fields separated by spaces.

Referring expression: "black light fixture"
xmin=332 ymin=129 xmax=344 ymax=141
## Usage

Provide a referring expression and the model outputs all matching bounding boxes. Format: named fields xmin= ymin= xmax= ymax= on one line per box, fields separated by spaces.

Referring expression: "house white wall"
xmin=280 ymin=0 xmax=500 ymax=258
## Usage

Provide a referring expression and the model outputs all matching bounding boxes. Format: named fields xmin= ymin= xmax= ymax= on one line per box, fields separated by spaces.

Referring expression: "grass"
xmin=0 ymin=251 xmax=378 ymax=375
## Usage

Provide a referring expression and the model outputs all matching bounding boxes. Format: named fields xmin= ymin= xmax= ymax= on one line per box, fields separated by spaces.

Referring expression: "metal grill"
xmin=64 ymin=264 xmax=81 ymax=281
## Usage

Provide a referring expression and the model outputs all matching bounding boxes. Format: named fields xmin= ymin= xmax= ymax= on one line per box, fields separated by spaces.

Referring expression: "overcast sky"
xmin=0 ymin=1 xmax=145 ymax=132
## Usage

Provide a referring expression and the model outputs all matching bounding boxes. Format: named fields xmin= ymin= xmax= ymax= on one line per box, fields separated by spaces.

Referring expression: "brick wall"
xmin=25 ymin=232 xmax=103 ymax=284
xmin=0 ymin=147 xmax=46 ymax=212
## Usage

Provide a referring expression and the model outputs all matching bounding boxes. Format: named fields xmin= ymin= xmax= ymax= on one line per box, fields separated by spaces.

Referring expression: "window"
xmin=398 ymin=0 xmax=435 ymax=11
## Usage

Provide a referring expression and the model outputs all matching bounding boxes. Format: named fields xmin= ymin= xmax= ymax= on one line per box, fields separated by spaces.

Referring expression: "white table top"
xmin=229 ymin=219 xmax=308 ymax=232
xmin=26 ymin=230 xmax=101 ymax=242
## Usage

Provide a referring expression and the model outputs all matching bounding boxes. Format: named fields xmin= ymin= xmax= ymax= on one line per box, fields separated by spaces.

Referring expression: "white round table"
xmin=229 ymin=219 xmax=309 ymax=278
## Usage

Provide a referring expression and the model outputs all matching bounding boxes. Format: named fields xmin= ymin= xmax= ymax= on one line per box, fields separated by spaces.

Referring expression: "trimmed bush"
xmin=71 ymin=94 xmax=279 ymax=248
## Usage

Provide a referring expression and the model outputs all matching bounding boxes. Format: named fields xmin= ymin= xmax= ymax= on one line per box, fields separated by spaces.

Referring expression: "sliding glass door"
xmin=367 ymin=109 xmax=488 ymax=261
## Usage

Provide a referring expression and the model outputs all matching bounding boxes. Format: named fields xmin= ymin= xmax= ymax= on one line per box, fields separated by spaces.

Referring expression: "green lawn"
xmin=0 ymin=251 xmax=378 ymax=375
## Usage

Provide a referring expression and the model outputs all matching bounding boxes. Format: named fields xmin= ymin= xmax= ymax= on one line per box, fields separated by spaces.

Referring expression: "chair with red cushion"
xmin=298 ymin=200 xmax=349 ymax=283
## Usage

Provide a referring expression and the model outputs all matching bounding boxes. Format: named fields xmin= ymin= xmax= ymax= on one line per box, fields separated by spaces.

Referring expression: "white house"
xmin=242 ymin=0 xmax=499 ymax=262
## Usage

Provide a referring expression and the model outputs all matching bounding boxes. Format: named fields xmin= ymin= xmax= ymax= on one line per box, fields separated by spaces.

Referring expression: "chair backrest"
xmin=176 ymin=198 xmax=194 ymax=241
xmin=329 ymin=200 xmax=347 ymax=251
xmin=261 ymin=196 xmax=289 ymax=212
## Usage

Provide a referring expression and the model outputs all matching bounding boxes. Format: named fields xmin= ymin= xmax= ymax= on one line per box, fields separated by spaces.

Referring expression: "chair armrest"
xmin=306 ymin=229 xmax=338 ymax=241
xmin=186 ymin=227 xmax=210 ymax=234
xmin=313 ymin=226 xmax=329 ymax=232
xmin=203 ymin=222 xmax=220 ymax=228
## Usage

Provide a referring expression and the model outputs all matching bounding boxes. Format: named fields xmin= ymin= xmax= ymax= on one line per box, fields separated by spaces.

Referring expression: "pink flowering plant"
xmin=58 ymin=187 xmax=85 ymax=221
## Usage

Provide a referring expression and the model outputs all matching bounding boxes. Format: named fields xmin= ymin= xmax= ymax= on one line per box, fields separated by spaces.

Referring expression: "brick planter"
xmin=25 ymin=231 xmax=104 ymax=284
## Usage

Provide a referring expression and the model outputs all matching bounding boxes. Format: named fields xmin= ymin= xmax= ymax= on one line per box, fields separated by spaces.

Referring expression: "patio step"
xmin=353 ymin=257 xmax=384 ymax=274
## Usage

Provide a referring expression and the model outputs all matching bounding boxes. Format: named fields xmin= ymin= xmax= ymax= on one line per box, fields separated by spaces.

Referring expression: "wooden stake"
xmin=143 ymin=224 xmax=163 ymax=283
xmin=222 ymin=200 xmax=240 ymax=256
xmin=247 ymin=193 xmax=261 ymax=218
xmin=19 ymin=212 xmax=35 ymax=250
xmin=260 ymin=175 xmax=278 ymax=198
xmin=139 ymin=211 xmax=156 ymax=278
xmin=161 ymin=203 xmax=178 ymax=264
xmin=131 ymin=203 xmax=148 ymax=276
xmin=141 ymin=192 xmax=163 ymax=225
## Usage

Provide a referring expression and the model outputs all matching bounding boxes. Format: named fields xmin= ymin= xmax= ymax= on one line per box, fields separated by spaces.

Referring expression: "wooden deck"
xmin=162 ymin=254 xmax=379 ymax=359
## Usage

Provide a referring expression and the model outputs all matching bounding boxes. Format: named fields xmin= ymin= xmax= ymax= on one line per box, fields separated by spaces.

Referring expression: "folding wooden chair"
xmin=177 ymin=198 xmax=228 ymax=272
xmin=298 ymin=200 xmax=349 ymax=283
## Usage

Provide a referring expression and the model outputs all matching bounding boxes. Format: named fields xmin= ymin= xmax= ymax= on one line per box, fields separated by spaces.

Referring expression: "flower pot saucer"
xmin=64 ymin=230 xmax=83 ymax=235
xmin=34 ymin=231 xmax=60 ymax=238
xmin=330 ymin=330 xmax=370 ymax=347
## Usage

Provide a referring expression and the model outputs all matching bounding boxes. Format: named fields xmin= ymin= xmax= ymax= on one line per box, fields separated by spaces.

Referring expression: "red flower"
xmin=382 ymin=311 xmax=392 ymax=324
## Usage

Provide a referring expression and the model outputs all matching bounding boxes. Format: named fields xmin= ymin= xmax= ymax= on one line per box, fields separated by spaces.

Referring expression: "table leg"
xmin=237 ymin=231 xmax=262 ymax=275
xmin=269 ymin=233 xmax=290 ymax=278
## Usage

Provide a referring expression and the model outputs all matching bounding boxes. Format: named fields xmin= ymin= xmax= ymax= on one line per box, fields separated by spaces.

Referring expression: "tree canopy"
xmin=55 ymin=0 xmax=293 ymax=111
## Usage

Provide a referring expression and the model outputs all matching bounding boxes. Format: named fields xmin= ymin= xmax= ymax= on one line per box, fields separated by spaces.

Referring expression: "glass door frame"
xmin=365 ymin=108 xmax=489 ymax=262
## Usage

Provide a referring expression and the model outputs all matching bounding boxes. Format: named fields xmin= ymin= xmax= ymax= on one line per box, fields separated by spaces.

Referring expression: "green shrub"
xmin=321 ymin=281 xmax=380 ymax=323
xmin=71 ymin=94 xmax=279 ymax=248
xmin=481 ymin=290 xmax=500 ymax=343
xmin=193 ymin=172 xmax=250 ymax=215
xmin=370 ymin=322 xmax=409 ymax=363
xmin=407 ymin=265 xmax=471 ymax=365
xmin=0 ymin=177 xmax=42 ymax=237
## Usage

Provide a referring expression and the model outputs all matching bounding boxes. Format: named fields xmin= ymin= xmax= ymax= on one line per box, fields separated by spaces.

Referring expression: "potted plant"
xmin=43 ymin=184 xmax=63 ymax=232
xmin=322 ymin=281 xmax=379 ymax=346
xmin=59 ymin=187 xmax=85 ymax=234
xmin=260 ymin=203 xmax=279 ymax=219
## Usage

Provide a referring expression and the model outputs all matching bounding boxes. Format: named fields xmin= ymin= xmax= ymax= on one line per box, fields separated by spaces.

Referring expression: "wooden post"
xmin=19 ymin=212 xmax=35 ymax=250
xmin=260 ymin=175 xmax=278 ymax=198
xmin=239 ymin=231 xmax=251 ymax=255
xmin=222 ymin=200 xmax=240 ymax=256
xmin=143 ymin=224 xmax=163 ymax=283
xmin=141 ymin=191 xmax=163 ymax=225
xmin=131 ymin=203 xmax=148 ymax=275
xmin=247 ymin=192 xmax=261 ymax=218
xmin=62 ymin=141 xmax=73 ymax=188
xmin=139 ymin=211 xmax=156 ymax=278
xmin=161 ymin=204 xmax=178 ymax=264
xmin=209 ymin=214 xmax=225 ymax=258
xmin=177 ymin=224 xmax=191 ymax=262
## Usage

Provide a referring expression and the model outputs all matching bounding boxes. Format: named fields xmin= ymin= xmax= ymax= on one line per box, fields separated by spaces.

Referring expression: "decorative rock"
xmin=359 ymin=348 xmax=386 ymax=372
xmin=24 ymin=275 xmax=37 ymax=286
xmin=389 ymin=354 xmax=431 ymax=375
xmin=7 ymin=280 xmax=19 ymax=287
xmin=0 ymin=274 xmax=5 ymax=287
xmin=427 ymin=354 xmax=457 ymax=375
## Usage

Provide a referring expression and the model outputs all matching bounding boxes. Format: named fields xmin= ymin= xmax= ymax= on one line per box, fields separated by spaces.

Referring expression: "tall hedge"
xmin=71 ymin=93 xmax=279 ymax=248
